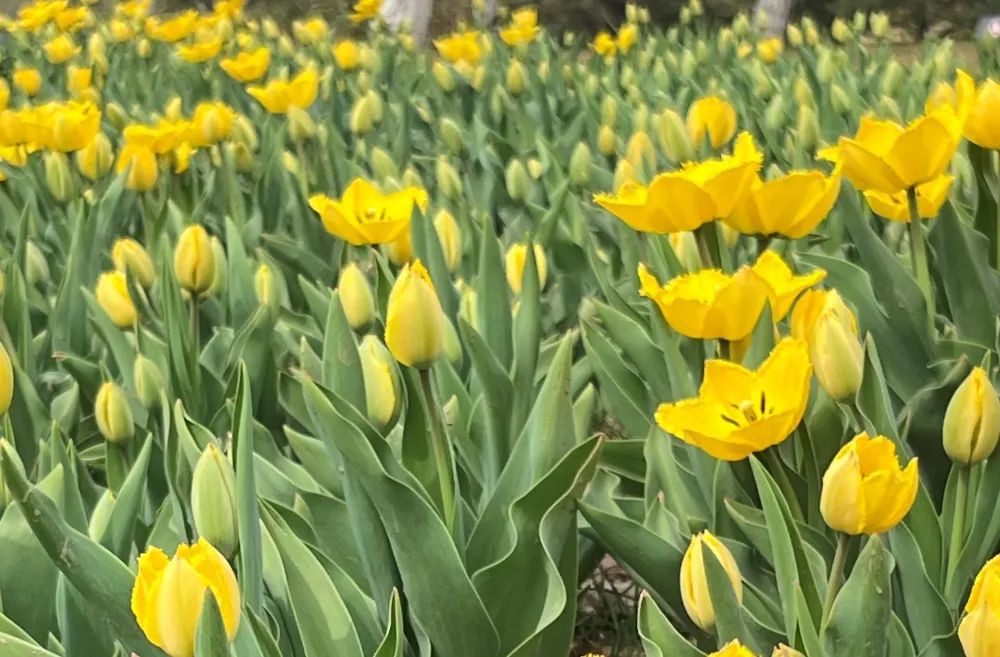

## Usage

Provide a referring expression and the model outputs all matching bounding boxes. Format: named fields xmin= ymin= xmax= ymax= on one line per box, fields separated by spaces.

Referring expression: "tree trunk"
xmin=483 ymin=0 xmax=498 ymax=26
xmin=754 ymin=0 xmax=792 ymax=37
xmin=380 ymin=0 xmax=434 ymax=45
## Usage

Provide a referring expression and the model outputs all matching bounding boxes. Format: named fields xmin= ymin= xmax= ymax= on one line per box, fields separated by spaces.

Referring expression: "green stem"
xmin=822 ymin=533 xmax=850 ymax=626
xmin=694 ymin=222 xmax=722 ymax=270
xmin=763 ymin=448 xmax=804 ymax=523
xmin=945 ymin=466 xmax=970 ymax=594
xmin=840 ymin=402 xmax=862 ymax=434
xmin=906 ymin=187 xmax=934 ymax=336
xmin=718 ymin=339 xmax=731 ymax=361
xmin=419 ymin=368 xmax=456 ymax=533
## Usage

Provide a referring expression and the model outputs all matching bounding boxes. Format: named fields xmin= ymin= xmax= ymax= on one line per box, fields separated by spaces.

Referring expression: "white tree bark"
xmin=754 ymin=0 xmax=792 ymax=37
xmin=483 ymin=0 xmax=498 ymax=25
xmin=380 ymin=0 xmax=434 ymax=45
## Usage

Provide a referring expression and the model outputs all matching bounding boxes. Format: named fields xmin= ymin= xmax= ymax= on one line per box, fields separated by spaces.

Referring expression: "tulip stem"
xmin=822 ymin=533 xmax=849 ymax=627
xmin=695 ymin=223 xmax=722 ymax=270
xmin=763 ymin=448 xmax=804 ymax=523
xmin=945 ymin=465 xmax=970 ymax=594
xmin=419 ymin=368 xmax=456 ymax=533
xmin=906 ymin=188 xmax=934 ymax=337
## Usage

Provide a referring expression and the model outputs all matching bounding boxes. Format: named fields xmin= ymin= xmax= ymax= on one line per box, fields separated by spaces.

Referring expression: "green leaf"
xmin=704 ymin=544 xmax=757 ymax=652
xmin=322 ymin=290 xmax=366 ymax=414
xmin=194 ymin=591 xmax=233 ymax=657
xmin=371 ymin=590 xmax=404 ymax=657
xmin=475 ymin=227 xmax=512 ymax=367
xmin=822 ymin=535 xmax=894 ymax=657
xmin=856 ymin=334 xmax=902 ymax=443
xmin=888 ymin=523 xmax=957 ymax=654
xmin=233 ymin=363 xmax=263 ymax=613
xmin=510 ymin=241 xmax=541 ymax=431
xmin=593 ymin=300 xmax=673 ymax=400
xmin=0 ymin=633 xmax=61 ymax=657
xmin=101 ymin=434 xmax=152 ymax=560
xmin=637 ymin=592 xmax=705 ymax=657
xmin=581 ymin=321 xmax=652 ymax=437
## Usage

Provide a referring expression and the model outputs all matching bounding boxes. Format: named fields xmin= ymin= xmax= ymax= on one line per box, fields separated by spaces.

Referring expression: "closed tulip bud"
xmin=364 ymin=89 xmax=384 ymax=123
xmin=795 ymin=105 xmax=820 ymax=151
xmin=732 ymin=12 xmax=750 ymax=36
xmin=96 ymin=270 xmax=137 ymax=328
xmin=786 ymin=24 xmax=803 ymax=47
xmin=88 ymin=490 xmax=115 ymax=541
xmin=439 ymin=117 xmax=463 ymax=154
xmin=434 ymin=210 xmax=462 ymax=273
xmin=262 ymin=18 xmax=280 ymax=38
xmin=601 ymin=96 xmax=618 ymax=127
xmin=655 ymin=109 xmax=694 ymax=164
xmin=207 ymin=237 xmax=228 ymax=296
xmin=402 ymin=166 xmax=424 ymax=190
xmin=830 ymin=84 xmax=851 ymax=115
xmin=435 ymin=156 xmax=462 ymax=200
xmin=942 ymin=367 xmax=1000 ymax=466
xmin=368 ymin=146 xmax=397 ymax=183
xmin=359 ymin=335 xmax=401 ymax=429
xmin=76 ymin=133 xmax=114 ymax=181
xmin=231 ymin=115 xmax=258 ymax=152
xmin=679 ymin=6 xmax=691 ymax=25
xmin=457 ymin=280 xmax=479 ymax=332
xmin=831 ymin=18 xmax=851 ymax=43
xmin=718 ymin=27 xmax=734 ymax=51
xmin=191 ymin=443 xmax=239 ymax=558
xmin=111 ymin=237 xmax=155 ymax=289
xmin=505 ymin=243 xmax=547 ymax=294
xmin=880 ymin=60 xmax=903 ymax=97
xmin=489 ymin=87 xmax=506 ymax=123
xmin=960 ymin=555 xmax=1000 ymax=657
xmin=597 ymin=124 xmax=616 ymax=157
xmin=44 ymin=152 xmax=76 ymax=203
xmin=350 ymin=95 xmax=375 ymax=135
xmin=105 ymin=102 xmax=128 ymax=129
xmin=794 ymin=76 xmax=815 ymax=109
xmin=625 ymin=130 xmax=655 ymax=179
xmin=526 ymin=158 xmax=544 ymax=180
xmin=852 ymin=10 xmax=867 ymax=32
xmin=95 ymin=382 xmax=133 ymax=444
xmin=669 ymin=232 xmax=701 ymax=271
xmin=772 ymin=645 xmax=805 ymax=657
xmin=877 ymin=95 xmax=901 ymax=122
xmin=505 ymin=159 xmax=530 ymax=202
xmin=24 ymin=241 xmax=49 ymax=288
xmin=338 ymin=263 xmax=375 ymax=331
xmin=432 ymin=61 xmax=455 ymax=92
xmin=805 ymin=24 xmax=819 ymax=45
xmin=0 ymin=344 xmax=12 ymax=416
xmin=680 ymin=49 xmax=696 ymax=78
xmin=384 ymin=260 xmax=444 ymax=369
xmin=442 ymin=314 xmax=462 ymax=364
xmin=680 ymin=531 xmax=743 ymax=631
xmin=569 ymin=143 xmax=591 ymax=187
xmin=505 ymin=60 xmax=526 ymax=95
xmin=134 ymin=354 xmax=164 ymax=409
xmin=792 ymin=290 xmax=862 ymax=401
xmin=652 ymin=61 xmax=669 ymax=87
xmin=174 ymin=225 xmax=216 ymax=298
xmin=585 ymin=74 xmax=599 ymax=97
xmin=136 ymin=38 xmax=152 ymax=58
xmin=816 ymin=49 xmax=835 ymax=83
xmin=254 ymin=263 xmax=279 ymax=311
xmin=613 ymin=159 xmax=637 ymax=191
xmin=226 ymin=142 xmax=254 ymax=173
xmin=287 ymin=106 xmax=316 ymax=142
xmin=764 ymin=95 xmax=785 ymax=133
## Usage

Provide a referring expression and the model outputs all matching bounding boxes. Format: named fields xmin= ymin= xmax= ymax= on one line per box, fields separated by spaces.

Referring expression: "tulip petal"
xmin=838 ymin=137 xmax=906 ymax=194
xmin=885 ymin=115 xmax=957 ymax=188
xmin=646 ymin=174 xmax=718 ymax=231
xmin=820 ymin=443 xmax=866 ymax=534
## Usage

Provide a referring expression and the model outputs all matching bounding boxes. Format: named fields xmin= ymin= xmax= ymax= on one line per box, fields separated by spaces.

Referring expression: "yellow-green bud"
xmin=338 ymin=263 xmax=375 ymax=331
xmin=287 ymin=106 xmax=316 ymax=142
xmin=76 ymin=133 xmax=114 ymax=181
xmin=505 ymin=60 xmax=526 ymax=95
xmin=680 ymin=49 xmax=696 ymax=78
xmin=505 ymin=159 xmax=530 ymax=202
xmin=489 ymin=87 xmax=506 ymax=123
xmin=652 ymin=61 xmax=669 ymax=88
xmin=679 ymin=6 xmax=691 ymax=25
xmin=772 ymin=645 xmax=806 ymax=657
xmin=526 ymin=158 xmax=544 ymax=180
xmin=870 ymin=12 xmax=890 ymax=39
xmin=191 ymin=443 xmax=239 ymax=557
xmin=432 ymin=61 xmax=455 ymax=92
xmin=384 ymin=260 xmax=444 ymax=369
xmin=350 ymin=95 xmax=376 ymax=135
xmin=44 ymin=151 xmax=76 ymax=203
xmin=369 ymin=146 xmax=398 ymax=182
xmin=364 ymin=89 xmax=384 ymax=123
xmin=943 ymin=367 xmax=1000 ymax=466
xmin=435 ymin=156 xmax=462 ymax=201
xmin=0 ymin=345 xmax=13 ymax=418
xmin=584 ymin=74 xmax=599 ymax=97
xmin=174 ymin=225 xmax=216 ymax=298
xmin=360 ymin=45 xmax=378 ymax=70
xmin=878 ymin=95 xmax=901 ymax=122
xmin=831 ymin=18 xmax=851 ymax=43
xmin=597 ymin=124 xmax=616 ymax=157
xmin=25 ymin=241 xmax=49 ymax=287
xmin=95 ymin=381 xmax=134 ymax=445
xmin=830 ymin=84 xmax=851 ymax=115
xmin=932 ymin=43 xmax=953 ymax=81
xmin=694 ymin=40 xmax=709 ymax=63
xmin=569 ymin=143 xmax=592 ymax=188
xmin=816 ymin=49 xmax=835 ymax=84
xmin=879 ymin=60 xmax=904 ymax=97
xmin=457 ymin=280 xmax=479 ymax=332
xmin=88 ymin=490 xmax=115 ymax=541
xmin=133 ymin=354 xmax=164 ymax=410
xmin=613 ymin=159 xmax=637 ymax=190
xmin=805 ymin=24 xmax=819 ymax=45
xmin=254 ymin=263 xmax=279 ymax=311
xmin=625 ymin=130 xmax=655 ymax=179
xmin=402 ymin=166 xmax=424 ymax=189
xmin=434 ymin=210 xmax=462 ymax=273
xmin=808 ymin=292 xmax=864 ymax=401
xmin=795 ymin=105 xmax=820 ymax=152
xmin=794 ymin=76 xmax=815 ymax=109
xmin=786 ymin=24 xmax=803 ymax=47
xmin=655 ymin=109 xmax=693 ymax=164
xmin=601 ymin=96 xmax=618 ymax=127
xmin=136 ymin=37 xmax=152 ymax=58
xmin=208 ymin=236 xmax=228 ymax=296
xmin=669 ymin=231 xmax=701 ymax=272
xmin=732 ymin=12 xmax=750 ymax=36
xmin=359 ymin=335 xmax=401 ymax=429
xmin=439 ymin=117 xmax=463 ymax=155
xmin=852 ymin=10 xmax=867 ymax=33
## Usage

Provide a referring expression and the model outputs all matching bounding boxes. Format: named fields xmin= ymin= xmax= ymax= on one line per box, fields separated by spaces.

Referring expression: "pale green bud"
xmin=88 ymin=490 xmax=115 ymax=541
xmin=435 ymin=156 xmax=462 ymax=201
xmin=830 ymin=84 xmax=851 ymax=115
xmin=44 ymin=151 xmax=76 ymax=203
xmin=569 ymin=143 xmax=591 ymax=187
xmin=654 ymin=109 xmax=693 ymax=164
xmin=943 ymin=367 xmax=1000 ymax=466
xmin=601 ymin=96 xmax=618 ymax=127
xmin=505 ymin=159 xmax=530 ymax=202
xmin=25 ymin=241 xmax=49 ymax=287
xmin=192 ymin=443 xmax=239 ymax=557
xmin=359 ymin=335 xmax=401 ymax=429
xmin=795 ymin=105 xmax=820 ymax=152
xmin=879 ymin=60 xmax=904 ymax=97
xmin=134 ymin=354 xmax=164 ymax=410
xmin=370 ymin=146 xmax=398 ymax=182
xmin=95 ymin=382 xmax=134 ymax=445
xmin=439 ymin=117 xmax=463 ymax=155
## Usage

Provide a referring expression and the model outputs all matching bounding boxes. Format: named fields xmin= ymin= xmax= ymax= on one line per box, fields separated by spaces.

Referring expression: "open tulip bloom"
xmin=310 ymin=178 xmax=429 ymax=245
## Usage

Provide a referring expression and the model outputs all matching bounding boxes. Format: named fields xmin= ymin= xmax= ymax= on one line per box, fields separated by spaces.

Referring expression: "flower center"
xmin=720 ymin=392 xmax=768 ymax=427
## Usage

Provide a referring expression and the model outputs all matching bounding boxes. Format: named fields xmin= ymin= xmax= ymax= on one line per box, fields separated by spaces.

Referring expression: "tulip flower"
xmin=725 ymin=169 xmax=841 ymax=238
xmin=616 ymin=22 xmax=638 ymax=53
xmin=686 ymin=96 xmax=737 ymax=149
xmin=434 ymin=209 xmax=462 ymax=273
xmin=145 ymin=10 xmax=199 ymax=42
xmin=384 ymin=260 xmax=444 ymax=369
xmin=434 ymin=30 xmax=483 ymax=67
xmin=820 ymin=432 xmax=918 ymax=535
xmin=751 ymin=251 xmax=826 ymax=321
xmin=332 ymin=40 xmax=360 ymax=70
xmin=772 ymin=645 xmax=804 ymax=657
xmin=505 ymin=243 xmax=548 ymax=294
xmin=791 ymin=289 xmax=864 ymax=401
xmin=349 ymin=0 xmax=382 ymax=23
xmin=220 ymin=47 xmax=270 ymax=82
xmin=965 ymin=80 xmax=1000 ymax=150
xmin=0 ymin=343 xmax=12 ymax=416
xmin=863 ymin=175 xmax=953 ymax=222
xmin=292 ymin=17 xmax=328 ymax=44
xmin=117 ymin=144 xmax=159 ymax=191
xmin=177 ymin=37 xmax=221 ymax=63
xmin=338 ymin=263 xmax=376 ymax=331
xmin=592 ymin=32 xmax=617 ymax=58
xmin=499 ymin=8 xmax=540 ymax=46
xmin=247 ymin=67 xmax=318 ymax=114
xmin=359 ymin=335 xmax=401 ymax=429
xmin=111 ymin=237 xmax=156 ymax=289
xmin=174 ymin=225 xmax=216 ymax=297
xmin=96 ymin=270 xmax=137 ymax=328
xmin=711 ymin=641 xmax=758 ymax=657
xmin=94 ymin=381 xmax=134 ymax=444
xmin=76 ymin=133 xmax=114 ymax=181
xmin=756 ymin=36 xmax=783 ymax=63
xmin=43 ymin=33 xmax=80 ymax=63
xmin=13 ymin=68 xmax=42 ymax=96
xmin=960 ymin=554 xmax=1000 ymax=657
xmin=680 ymin=531 xmax=743 ymax=631
xmin=943 ymin=367 xmax=1000 ymax=466
xmin=191 ymin=444 xmax=238 ymax=558
xmin=309 ymin=178 xmax=428 ymax=246
xmin=656 ymin=339 xmax=812 ymax=461
xmin=131 ymin=539 xmax=241 ymax=657
xmin=638 ymin=264 xmax=769 ymax=341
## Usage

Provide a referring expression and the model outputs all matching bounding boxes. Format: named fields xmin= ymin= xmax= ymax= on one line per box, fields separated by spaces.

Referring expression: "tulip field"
xmin=2 ymin=0 xmax=1000 ymax=656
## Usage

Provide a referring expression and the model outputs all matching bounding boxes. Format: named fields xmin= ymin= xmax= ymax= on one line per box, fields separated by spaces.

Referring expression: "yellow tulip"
xmin=384 ymin=260 xmax=444 ymax=369
xmin=756 ymin=37 xmax=783 ymax=63
xmin=13 ymin=68 xmax=42 ymax=97
xmin=499 ymin=7 xmax=540 ymax=46
xmin=965 ymin=80 xmax=1000 ymax=150
xmin=686 ymin=96 xmax=738 ymax=149
xmin=820 ymin=432 xmax=918 ymax=534
xmin=434 ymin=30 xmax=483 ymax=67
xmin=94 ymin=381 xmax=134 ymax=444
xmin=0 ymin=343 xmax=13 ymax=416
xmin=751 ymin=250 xmax=826 ymax=321
xmin=594 ymin=132 xmax=761 ymax=233
xmin=111 ymin=237 xmax=155 ymax=289
xmin=96 ymin=270 xmax=137 ymax=328
xmin=680 ymin=532 xmax=743 ymax=631
xmin=292 ymin=17 xmax=328 ymax=44
xmin=943 ymin=367 xmax=1000 ymax=466
xmin=247 ymin=67 xmax=318 ymax=114
xmin=177 ymin=37 xmax=221 ymax=63
xmin=145 ymin=10 xmax=199 ymax=42
xmin=960 ymin=554 xmax=1000 ymax=657
xmin=616 ymin=22 xmax=638 ymax=53
xmin=656 ymin=338 xmax=811 ymax=461
xmin=219 ymin=48 xmax=270 ymax=82
xmin=67 ymin=65 xmax=92 ymax=97
xmin=338 ymin=263 xmax=376 ymax=331
xmin=638 ymin=263 xmax=769 ymax=341
xmin=592 ymin=32 xmax=617 ymax=58
xmin=174 ymin=225 xmax=216 ymax=297
xmin=505 ymin=243 xmax=548 ymax=294
xmin=359 ymin=335 xmax=400 ymax=429
xmin=332 ymin=40 xmax=360 ymax=71
xmin=349 ymin=0 xmax=382 ymax=23
xmin=819 ymin=109 xmax=963 ymax=194
xmin=117 ymin=144 xmax=158 ymax=191
xmin=131 ymin=539 xmax=241 ymax=657
xmin=385 ymin=229 xmax=413 ymax=266
xmin=309 ymin=178 xmax=428 ymax=246
xmin=109 ymin=19 xmax=136 ymax=42
xmin=726 ymin=169 xmax=841 ymax=238
xmin=791 ymin=289 xmax=864 ymax=401
xmin=44 ymin=33 xmax=81 ymax=64
xmin=771 ymin=645 xmax=804 ymax=657
xmin=434 ymin=209 xmax=462 ymax=273
xmin=189 ymin=102 xmax=235 ymax=147
xmin=863 ymin=171 xmax=952 ymax=223
xmin=711 ymin=641 xmax=758 ymax=657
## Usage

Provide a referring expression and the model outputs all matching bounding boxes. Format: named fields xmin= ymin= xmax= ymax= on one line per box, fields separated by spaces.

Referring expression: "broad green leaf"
xmin=822 ymin=535 xmax=894 ymax=657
